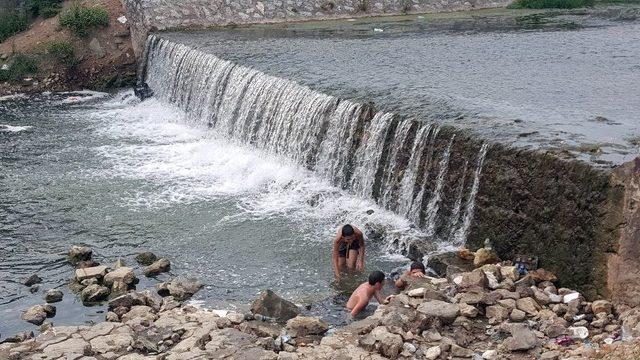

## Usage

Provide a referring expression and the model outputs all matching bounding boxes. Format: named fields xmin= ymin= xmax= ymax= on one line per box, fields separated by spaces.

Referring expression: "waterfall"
xmin=143 ymin=35 xmax=490 ymax=250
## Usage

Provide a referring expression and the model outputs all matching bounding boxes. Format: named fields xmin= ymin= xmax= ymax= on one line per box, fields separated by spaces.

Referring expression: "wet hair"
xmin=410 ymin=261 xmax=426 ymax=272
xmin=368 ymin=271 xmax=385 ymax=285
xmin=342 ymin=224 xmax=355 ymax=237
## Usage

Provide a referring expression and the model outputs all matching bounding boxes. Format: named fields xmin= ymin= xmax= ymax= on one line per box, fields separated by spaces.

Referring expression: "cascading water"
xmin=143 ymin=35 xmax=489 ymax=255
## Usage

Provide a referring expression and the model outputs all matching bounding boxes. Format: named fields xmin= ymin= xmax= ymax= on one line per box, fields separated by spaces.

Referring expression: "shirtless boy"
xmin=395 ymin=261 xmax=428 ymax=291
xmin=346 ymin=271 xmax=391 ymax=317
xmin=332 ymin=224 xmax=365 ymax=278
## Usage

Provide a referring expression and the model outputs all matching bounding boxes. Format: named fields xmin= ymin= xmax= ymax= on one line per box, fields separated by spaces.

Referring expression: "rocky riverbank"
xmin=3 ymin=245 xmax=640 ymax=359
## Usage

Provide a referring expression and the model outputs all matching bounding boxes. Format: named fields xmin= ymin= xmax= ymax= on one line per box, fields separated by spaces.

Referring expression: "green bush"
xmin=47 ymin=40 xmax=79 ymax=67
xmin=508 ymin=0 xmax=594 ymax=8
xmin=59 ymin=4 xmax=109 ymax=37
xmin=0 ymin=54 xmax=39 ymax=82
xmin=26 ymin=0 xmax=64 ymax=18
xmin=0 ymin=13 xmax=28 ymax=43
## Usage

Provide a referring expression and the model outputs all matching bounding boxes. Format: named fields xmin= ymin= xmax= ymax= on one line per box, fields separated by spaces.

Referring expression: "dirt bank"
xmin=0 ymin=0 xmax=136 ymax=95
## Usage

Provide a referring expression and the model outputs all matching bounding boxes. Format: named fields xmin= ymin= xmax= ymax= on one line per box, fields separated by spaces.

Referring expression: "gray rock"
xmin=516 ymin=297 xmax=541 ymax=316
xmin=416 ymin=300 xmax=460 ymax=324
xmin=286 ymin=316 xmax=329 ymax=337
xmin=68 ymin=246 xmax=92 ymax=264
xmin=21 ymin=305 xmax=55 ymax=325
xmin=144 ymin=258 xmax=171 ymax=277
xmin=44 ymin=289 xmax=63 ymax=303
xmin=163 ymin=277 xmax=203 ymax=301
xmin=75 ymin=266 xmax=107 ymax=282
xmin=22 ymin=274 xmax=42 ymax=286
xmin=251 ymin=289 xmax=300 ymax=323
xmin=103 ymin=267 xmax=136 ymax=287
xmin=135 ymin=252 xmax=158 ymax=265
xmin=503 ymin=324 xmax=538 ymax=351
xmin=81 ymin=284 xmax=110 ymax=303
xmin=451 ymin=344 xmax=474 ymax=358
xmin=108 ymin=292 xmax=146 ymax=310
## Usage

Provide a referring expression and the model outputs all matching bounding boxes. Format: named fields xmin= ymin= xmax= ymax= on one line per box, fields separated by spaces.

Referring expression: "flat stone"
xmin=103 ymin=267 xmax=136 ymax=286
xmin=75 ymin=266 xmax=107 ymax=282
xmin=89 ymin=332 xmax=134 ymax=354
xmin=416 ymin=300 xmax=459 ymax=324
xmin=42 ymin=337 xmax=90 ymax=356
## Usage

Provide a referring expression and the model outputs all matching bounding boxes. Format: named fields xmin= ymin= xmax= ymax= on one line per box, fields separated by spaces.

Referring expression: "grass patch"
xmin=508 ymin=0 xmax=594 ymax=9
xmin=59 ymin=4 xmax=109 ymax=37
xmin=0 ymin=54 xmax=39 ymax=82
xmin=0 ymin=13 xmax=28 ymax=43
xmin=26 ymin=0 xmax=64 ymax=18
xmin=46 ymin=40 xmax=79 ymax=68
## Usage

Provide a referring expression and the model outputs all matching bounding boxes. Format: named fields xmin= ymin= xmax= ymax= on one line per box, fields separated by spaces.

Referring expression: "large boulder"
xmin=21 ymin=305 xmax=48 ymax=325
xmin=103 ymin=267 xmax=136 ymax=287
xmin=250 ymin=290 xmax=300 ymax=323
xmin=164 ymin=277 xmax=203 ymax=301
xmin=427 ymin=252 xmax=474 ymax=278
xmin=68 ymin=245 xmax=92 ymax=264
xmin=454 ymin=269 xmax=488 ymax=290
xmin=81 ymin=284 xmax=110 ymax=304
xmin=416 ymin=300 xmax=460 ymax=324
xmin=75 ymin=265 xmax=107 ymax=282
xmin=474 ymin=248 xmax=500 ymax=268
xmin=143 ymin=258 xmax=171 ymax=277
xmin=286 ymin=316 xmax=329 ymax=337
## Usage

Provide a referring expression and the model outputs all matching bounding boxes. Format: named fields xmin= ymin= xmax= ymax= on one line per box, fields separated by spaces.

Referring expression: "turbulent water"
xmin=0 ymin=91 xmax=431 ymax=335
xmin=144 ymin=36 xmax=488 ymax=248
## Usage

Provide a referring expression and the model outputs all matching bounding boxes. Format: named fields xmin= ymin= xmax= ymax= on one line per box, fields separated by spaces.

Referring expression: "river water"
xmin=0 ymin=91 xmax=414 ymax=336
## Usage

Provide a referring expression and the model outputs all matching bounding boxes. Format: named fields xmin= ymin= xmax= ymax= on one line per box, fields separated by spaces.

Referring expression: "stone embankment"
xmin=3 ymin=245 xmax=640 ymax=359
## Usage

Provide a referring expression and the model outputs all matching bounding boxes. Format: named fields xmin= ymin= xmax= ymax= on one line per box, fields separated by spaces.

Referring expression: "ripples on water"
xmin=0 ymin=91 xmax=424 ymax=335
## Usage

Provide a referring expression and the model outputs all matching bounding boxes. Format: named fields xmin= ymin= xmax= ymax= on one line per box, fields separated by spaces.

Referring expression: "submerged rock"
xmin=144 ymin=258 xmax=171 ymax=277
xmin=135 ymin=251 xmax=158 ymax=266
xmin=21 ymin=304 xmax=56 ymax=325
xmin=22 ymin=274 xmax=42 ymax=287
xmin=44 ymin=289 xmax=63 ymax=303
xmin=251 ymin=290 xmax=300 ymax=323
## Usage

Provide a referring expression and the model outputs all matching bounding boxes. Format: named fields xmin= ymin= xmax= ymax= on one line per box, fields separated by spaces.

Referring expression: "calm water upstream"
xmin=162 ymin=14 xmax=640 ymax=165
xmin=0 ymin=91 xmax=413 ymax=336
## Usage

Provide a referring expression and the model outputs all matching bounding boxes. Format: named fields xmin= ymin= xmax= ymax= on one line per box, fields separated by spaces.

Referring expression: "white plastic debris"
xmin=1 ymin=64 xmax=8 ymax=70
xmin=563 ymin=292 xmax=580 ymax=303
xmin=373 ymin=28 xmax=384 ymax=32
xmin=568 ymin=326 xmax=589 ymax=340
xmin=117 ymin=15 xmax=127 ymax=24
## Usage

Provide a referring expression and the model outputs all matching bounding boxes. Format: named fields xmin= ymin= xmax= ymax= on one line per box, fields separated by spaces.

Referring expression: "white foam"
xmin=58 ymin=90 xmax=109 ymax=104
xmin=0 ymin=94 xmax=26 ymax=102
xmin=90 ymin=97 xmax=424 ymax=246
xmin=0 ymin=124 xmax=32 ymax=132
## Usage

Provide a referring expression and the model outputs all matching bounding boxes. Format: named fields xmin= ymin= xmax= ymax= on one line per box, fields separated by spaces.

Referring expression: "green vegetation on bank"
xmin=26 ymin=0 xmax=64 ymax=18
xmin=0 ymin=54 xmax=39 ymax=82
xmin=59 ymin=4 xmax=109 ymax=37
xmin=46 ymin=40 xmax=79 ymax=68
xmin=0 ymin=13 xmax=28 ymax=43
xmin=508 ymin=0 xmax=594 ymax=9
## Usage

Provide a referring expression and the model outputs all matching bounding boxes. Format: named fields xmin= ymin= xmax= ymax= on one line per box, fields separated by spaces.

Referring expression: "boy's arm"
xmin=332 ymin=235 xmax=341 ymax=278
xmin=395 ymin=276 xmax=406 ymax=289
xmin=374 ymin=289 xmax=386 ymax=304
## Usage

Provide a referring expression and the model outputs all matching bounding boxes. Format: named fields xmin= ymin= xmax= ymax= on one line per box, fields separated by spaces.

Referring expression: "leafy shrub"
xmin=0 ymin=13 xmax=28 ymax=43
xmin=47 ymin=40 xmax=78 ymax=67
xmin=59 ymin=4 xmax=109 ymax=37
xmin=0 ymin=54 xmax=39 ymax=82
xmin=508 ymin=0 xmax=594 ymax=9
xmin=26 ymin=0 xmax=64 ymax=18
